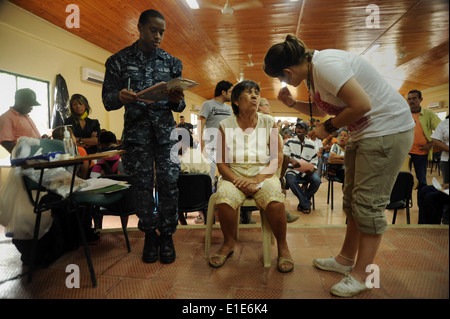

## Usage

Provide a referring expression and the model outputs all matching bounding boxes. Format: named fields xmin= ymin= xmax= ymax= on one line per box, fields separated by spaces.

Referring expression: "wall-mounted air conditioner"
xmin=191 ymin=104 xmax=201 ymax=112
xmin=81 ymin=67 xmax=104 ymax=85
xmin=428 ymin=101 xmax=444 ymax=109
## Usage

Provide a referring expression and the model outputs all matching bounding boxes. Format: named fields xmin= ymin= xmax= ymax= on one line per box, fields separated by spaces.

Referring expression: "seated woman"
xmin=328 ymin=129 xmax=349 ymax=183
xmin=209 ymin=80 xmax=294 ymax=273
xmin=64 ymin=94 xmax=101 ymax=154
xmin=90 ymin=131 xmax=123 ymax=178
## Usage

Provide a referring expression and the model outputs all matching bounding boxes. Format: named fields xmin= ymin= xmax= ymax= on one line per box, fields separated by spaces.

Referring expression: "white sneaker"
xmin=330 ymin=274 xmax=369 ymax=297
xmin=313 ymin=256 xmax=353 ymax=275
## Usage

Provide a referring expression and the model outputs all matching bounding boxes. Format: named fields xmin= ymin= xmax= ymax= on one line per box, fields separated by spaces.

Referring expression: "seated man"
xmin=0 ymin=88 xmax=42 ymax=153
xmin=283 ymin=121 xmax=321 ymax=214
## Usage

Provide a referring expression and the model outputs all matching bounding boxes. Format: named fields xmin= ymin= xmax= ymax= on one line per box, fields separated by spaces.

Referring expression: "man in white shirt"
xmin=198 ymin=80 xmax=233 ymax=181
xmin=283 ymin=121 xmax=321 ymax=214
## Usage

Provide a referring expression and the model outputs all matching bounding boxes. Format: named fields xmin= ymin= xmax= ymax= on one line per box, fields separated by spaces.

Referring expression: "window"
xmin=190 ymin=113 xmax=198 ymax=136
xmin=0 ymin=70 xmax=51 ymax=136
xmin=436 ymin=111 xmax=447 ymax=121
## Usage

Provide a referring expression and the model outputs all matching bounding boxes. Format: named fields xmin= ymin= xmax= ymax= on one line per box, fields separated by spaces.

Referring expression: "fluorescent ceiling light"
xmin=185 ymin=0 xmax=199 ymax=9
xmin=363 ymin=43 xmax=381 ymax=56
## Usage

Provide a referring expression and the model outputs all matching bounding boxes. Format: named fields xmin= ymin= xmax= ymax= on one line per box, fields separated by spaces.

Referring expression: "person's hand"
xmin=419 ymin=141 xmax=433 ymax=152
xmin=233 ymin=176 xmax=257 ymax=189
xmin=119 ymin=88 xmax=137 ymax=104
xmin=278 ymin=87 xmax=295 ymax=107
xmin=309 ymin=123 xmax=329 ymax=140
xmin=90 ymin=131 xmax=98 ymax=138
xmin=240 ymin=183 xmax=260 ymax=196
xmin=168 ymin=86 xmax=184 ymax=103
xmin=304 ymin=169 xmax=314 ymax=176
xmin=291 ymin=159 xmax=301 ymax=169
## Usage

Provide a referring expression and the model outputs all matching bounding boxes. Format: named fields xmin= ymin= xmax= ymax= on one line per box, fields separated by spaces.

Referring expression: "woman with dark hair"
xmin=263 ymin=34 xmax=414 ymax=296
xmin=209 ymin=80 xmax=294 ymax=273
xmin=64 ymin=94 xmax=101 ymax=154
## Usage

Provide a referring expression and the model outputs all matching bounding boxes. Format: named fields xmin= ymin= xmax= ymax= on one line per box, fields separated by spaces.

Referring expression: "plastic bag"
xmin=0 ymin=167 xmax=52 ymax=239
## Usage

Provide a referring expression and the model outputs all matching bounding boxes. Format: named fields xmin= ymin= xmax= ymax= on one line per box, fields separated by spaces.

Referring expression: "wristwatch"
xmin=78 ymin=137 xmax=83 ymax=145
xmin=324 ymin=118 xmax=338 ymax=133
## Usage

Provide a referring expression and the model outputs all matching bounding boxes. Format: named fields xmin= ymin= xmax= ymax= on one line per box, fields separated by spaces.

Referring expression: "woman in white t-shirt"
xmin=263 ymin=34 xmax=415 ymax=297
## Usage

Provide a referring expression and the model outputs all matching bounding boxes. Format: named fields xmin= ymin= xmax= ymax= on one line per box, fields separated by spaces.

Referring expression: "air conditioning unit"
xmin=190 ymin=104 xmax=201 ymax=112
xmin=428 ymin=101 xmax=443 ymax=109
xmin=81 ymin=67 xmax=104 ymax=85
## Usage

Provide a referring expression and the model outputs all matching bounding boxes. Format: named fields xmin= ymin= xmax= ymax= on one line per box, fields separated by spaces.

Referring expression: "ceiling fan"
xmin=246 ymin=53 xmax=263 ymax=67
xmin=397 ymin=46 xmax=418 ymax=59
xmin=201 ymin=0 xmax=263 ymax=16
xmin=247 ymin=54 xmax=254 ymax=67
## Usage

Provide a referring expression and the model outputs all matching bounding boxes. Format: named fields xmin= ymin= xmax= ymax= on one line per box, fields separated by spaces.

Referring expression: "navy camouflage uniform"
xmin=102 ymin=41 xmax=186 ymax=235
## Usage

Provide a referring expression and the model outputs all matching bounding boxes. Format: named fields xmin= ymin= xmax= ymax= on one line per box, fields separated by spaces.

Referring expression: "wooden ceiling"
xmin=9 ymin=0 xmax=449 ymax=102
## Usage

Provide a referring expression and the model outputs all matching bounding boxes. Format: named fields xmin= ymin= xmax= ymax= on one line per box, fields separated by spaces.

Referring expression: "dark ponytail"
xmin=263 ymin=34 xmax=313 ymax=78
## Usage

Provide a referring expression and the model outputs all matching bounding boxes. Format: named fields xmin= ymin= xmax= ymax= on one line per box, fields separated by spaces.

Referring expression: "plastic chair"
xmin=326 ymin=164 xmax=343 ymax=210
xmin=71 ymin=184 xmax=130 ymax=287
xmin=386 ymin=172 xmax=415 ymax=224
xmin=204 ymin=194 xmax=273 ymax=267
xmin=204 ymin=153 xmax=289 ymax=267
xmin=93 ymin=174 xmax=136 ymax=252
xmin=430 ymin=151 xmax=441 ymax=175
xmin=177 ymin=173 xmax=212 ymax=225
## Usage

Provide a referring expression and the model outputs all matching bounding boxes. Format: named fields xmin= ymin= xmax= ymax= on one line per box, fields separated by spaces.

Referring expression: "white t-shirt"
xmin=199 ymin=99 xmax=233 ymax=145
xmin=431 ymin=118 xmax=449 ymax=162
xmin=311 ymin=49 xmax=415 ymax=141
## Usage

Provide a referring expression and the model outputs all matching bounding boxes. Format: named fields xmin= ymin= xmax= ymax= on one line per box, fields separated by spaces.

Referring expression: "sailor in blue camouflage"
xmin=102 ymin=10 xmax=185 ymax=239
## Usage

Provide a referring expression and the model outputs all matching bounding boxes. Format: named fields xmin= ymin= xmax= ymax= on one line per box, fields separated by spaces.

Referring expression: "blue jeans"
xmin=285 ymin=172 xmax=322 ymax=209
xmin=409 ymin=153 xmax=428 ymax=189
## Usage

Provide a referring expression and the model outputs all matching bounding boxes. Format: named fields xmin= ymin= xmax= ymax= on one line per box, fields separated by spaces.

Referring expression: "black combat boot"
xmin=142 ymin=231 xmax=159 ymax=263
xmin=159 ymin=233 xmax=176 ymax=264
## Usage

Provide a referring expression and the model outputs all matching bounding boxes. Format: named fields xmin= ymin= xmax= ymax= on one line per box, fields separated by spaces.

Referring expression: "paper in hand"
xmin=136 ymin=78 xmax=198 ymax=103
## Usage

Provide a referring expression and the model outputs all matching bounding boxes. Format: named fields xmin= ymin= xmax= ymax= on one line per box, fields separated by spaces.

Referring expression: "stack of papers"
xmin=76 ymin=178 xmax=130 ymax=194
xmin=432 ymin=177 xmax=449 ymax=195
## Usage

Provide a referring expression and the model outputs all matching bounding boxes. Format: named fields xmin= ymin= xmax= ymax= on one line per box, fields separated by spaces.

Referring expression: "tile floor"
xmin=0 ymin=168 xmax=448 ymax=301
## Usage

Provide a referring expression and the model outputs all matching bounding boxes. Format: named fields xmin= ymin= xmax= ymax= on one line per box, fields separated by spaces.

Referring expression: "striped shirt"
xmin=283 ymin=136 xmax=318 ymax=177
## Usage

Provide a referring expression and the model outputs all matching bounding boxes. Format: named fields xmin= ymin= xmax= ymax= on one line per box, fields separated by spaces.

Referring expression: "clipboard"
xmin=136 ymin=78 xmax=198 ymax=103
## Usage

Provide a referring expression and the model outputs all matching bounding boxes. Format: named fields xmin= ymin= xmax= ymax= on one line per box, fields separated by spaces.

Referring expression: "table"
xmin=19 ymin=150 xmax=125 ymax=287
xmin=22 ymin=150 xmax=125 ymax=197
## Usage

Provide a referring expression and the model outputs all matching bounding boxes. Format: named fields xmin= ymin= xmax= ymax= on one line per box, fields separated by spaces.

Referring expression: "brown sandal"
xmin=209 ymin=251 xmax=234 ymax=268
xmin=277 ymin=257 xmax=294 ymax=273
